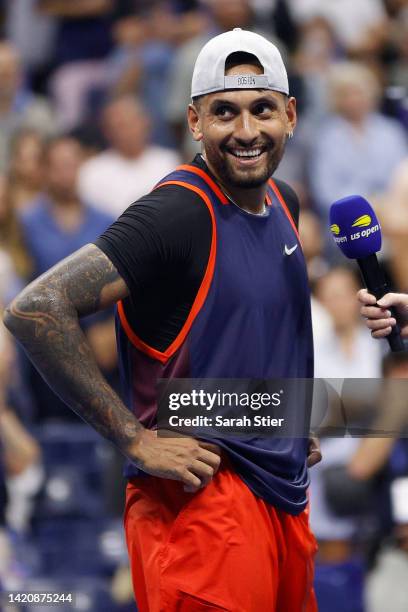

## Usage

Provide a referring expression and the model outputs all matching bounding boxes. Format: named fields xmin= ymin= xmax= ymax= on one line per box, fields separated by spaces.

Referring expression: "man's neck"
xmin=202 ymin=153 xmax=268 ymax=215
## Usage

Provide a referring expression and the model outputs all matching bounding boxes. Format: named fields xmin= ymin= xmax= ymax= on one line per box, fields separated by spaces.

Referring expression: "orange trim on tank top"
xmin=117 ymin=180 xmax=217 ymax=364
xmin=178 ymin=163 xmax=275 ymax=210
xmin=268 ymin=179 xmax=300 ymax=242
xmin=176 ymin=164 xmax=229 ymax=204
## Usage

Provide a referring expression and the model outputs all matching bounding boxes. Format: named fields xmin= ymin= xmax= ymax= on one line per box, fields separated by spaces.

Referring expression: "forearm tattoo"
xmin=3 ymin=244 xmax=141 ymax=451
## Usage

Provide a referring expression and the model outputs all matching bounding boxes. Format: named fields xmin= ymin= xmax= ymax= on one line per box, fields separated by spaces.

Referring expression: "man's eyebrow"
xmin=251 ymin=95 xmax=279 ymax=109
xmin=208 ymin=98 xmax=240 ymax=112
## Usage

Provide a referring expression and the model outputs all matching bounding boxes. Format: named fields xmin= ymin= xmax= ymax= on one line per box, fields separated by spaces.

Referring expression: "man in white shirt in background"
xmin=78 ymin=95 xmax=180 ymax=217
xmin=287 ymin=0 xmax=388 ymax=55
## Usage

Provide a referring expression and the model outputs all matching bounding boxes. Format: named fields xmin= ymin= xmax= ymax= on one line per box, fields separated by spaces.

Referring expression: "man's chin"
xmin=223 ymin=153 xmax=283 ymax=188
xmin=225 ymin=164 xmax=273 ymax=189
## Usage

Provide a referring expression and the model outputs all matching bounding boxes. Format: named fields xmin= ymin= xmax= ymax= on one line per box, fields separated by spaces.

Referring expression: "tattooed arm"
xmin=3 ymin=244 xmax=220 ymax=492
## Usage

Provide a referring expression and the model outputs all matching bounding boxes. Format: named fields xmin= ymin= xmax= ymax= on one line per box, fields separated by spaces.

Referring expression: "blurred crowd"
xmin=0 ymin=1 xmax=407 ymax=611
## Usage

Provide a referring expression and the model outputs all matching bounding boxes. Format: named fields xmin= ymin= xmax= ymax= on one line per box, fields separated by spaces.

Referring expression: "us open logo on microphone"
xmin=330 ymin=216 xmax=381 ymax=243
xmin=329 ymin=195 xmax=382 ymax=260
xmin=330 ymin=224 xmax=347 ymax=244
xmin=350 ymin=214 xmax=380 ymax=241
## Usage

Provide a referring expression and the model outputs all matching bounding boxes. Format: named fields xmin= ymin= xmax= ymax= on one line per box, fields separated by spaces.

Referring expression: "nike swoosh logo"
xmin=284 ymin=244 xmax=298 ymax=256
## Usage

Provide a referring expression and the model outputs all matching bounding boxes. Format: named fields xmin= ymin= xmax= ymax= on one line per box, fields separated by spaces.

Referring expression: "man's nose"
xmin=233 ymin=111 xmax=259 ymax=145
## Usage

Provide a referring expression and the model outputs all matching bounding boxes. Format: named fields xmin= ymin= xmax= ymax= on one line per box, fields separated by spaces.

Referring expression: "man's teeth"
xmin=231 ymin=149 xmax=262 ymax=158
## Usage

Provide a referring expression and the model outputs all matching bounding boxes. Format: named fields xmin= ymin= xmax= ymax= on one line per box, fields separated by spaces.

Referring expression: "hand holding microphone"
xmin=358 ymin=290 xmax=408 ymax=340
xmin=329 ymin=195 xmax=406 ymax=352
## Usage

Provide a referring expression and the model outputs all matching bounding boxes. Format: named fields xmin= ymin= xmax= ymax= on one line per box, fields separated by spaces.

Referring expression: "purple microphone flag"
xmin=329 ymin=195 xmax=382 ymax=259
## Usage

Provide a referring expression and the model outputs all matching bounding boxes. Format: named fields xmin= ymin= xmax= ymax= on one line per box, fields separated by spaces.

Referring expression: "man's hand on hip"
xmin=128 ymin=429 xmax=222 ymax=493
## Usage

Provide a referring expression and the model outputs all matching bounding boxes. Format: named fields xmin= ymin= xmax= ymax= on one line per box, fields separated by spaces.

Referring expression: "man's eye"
xmin=254 ymin=103 xmax=272 ymax=115
xmin=216 ymin=106 xmax=234 ymax=118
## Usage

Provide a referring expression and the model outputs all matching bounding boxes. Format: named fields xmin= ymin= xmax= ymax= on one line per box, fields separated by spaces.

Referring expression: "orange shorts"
xmin=124 ymin=459 xmax=318 ymax=612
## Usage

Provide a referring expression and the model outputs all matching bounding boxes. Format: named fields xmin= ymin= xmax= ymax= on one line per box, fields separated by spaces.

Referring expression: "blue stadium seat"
xmin=32 ymin=423 xmax=113 ymax=522
xmin=34 ymin=466 xmax=102 ymax=520
xmin=33 ymin=518 xmax=127 ymax=577
xmin=34 ymin=423 xmax=107 ymax=472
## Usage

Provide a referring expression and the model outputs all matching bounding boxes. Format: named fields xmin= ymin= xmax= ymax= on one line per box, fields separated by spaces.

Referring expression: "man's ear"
xmin=286 ymin=96 xmax=297 ymax=135
xmin=187 ymin=103 xmax=203 ymax=142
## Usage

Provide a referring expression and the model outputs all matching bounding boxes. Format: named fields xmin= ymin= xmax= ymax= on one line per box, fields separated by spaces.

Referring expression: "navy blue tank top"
xmin=114 ymin=163 xmax=314 ymax=515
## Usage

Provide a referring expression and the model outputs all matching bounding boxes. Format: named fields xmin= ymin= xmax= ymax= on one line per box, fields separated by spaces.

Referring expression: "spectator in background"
xmin=387 ymin=6 xmax=408 ymax=89
xmin=38 ymin=0 xmax=114 ymax=67
xmin=4 ymin=0 xmax=57 ymax=87
xmin=384 ymin=7 xmax=408 ymax=130
xmin=103 ymin=2 xmax=207 ymax=148
xmin=250 ymin=0 xmax=298 ymax=53
xmin=287 ymin=0 xmax=389 ymax=58
xmin=309 ymin=61 xmax=407 ymax=219
xmin=78 ymin=95 xmax=180 ymax=216
xmin=0 ymin=174 xmax=32 ymax=289
xmin=298 ymin=209 xmax=331 ymax=345
xmin=20 ymin=136 xmax=113 ymax=278
xmin=0 ymin=128 xmax=45 ymax=289
xmin=0 ymin=330 xmax=42 ymax=535
xmin=292 ymin=16 xmax=339 ymax=123
xmin=383 ymin=0 xmax=408 ymax=16
xmin=313 ymin=266 xmax=383 ymax=378
xmin=19 ymin=136 xmax=117 ymax=421
xmin=311 ymin=267 xmax=381 ymax=548
xmin=7 ymin=129 xmax=45 ymax=215
xmin=39 ymin=0 xmax=115 ymax=130
xmin=0 ymin=41 xmax=57 ymax=173
xmin=272 ymin=15 xmax=339 ymax=195
xmin=0 ymin=180 xmax=35 ymax=421
xmin=0 ymin=303 xmax=42 ymax=581
xmin=376 ymin=158 xmax=408 ymax=292
xmin=298 ymin=209 xmax=329 ymax=284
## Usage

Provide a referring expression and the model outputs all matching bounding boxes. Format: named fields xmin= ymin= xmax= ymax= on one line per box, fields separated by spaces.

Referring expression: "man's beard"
xmin=205 ymin=139 xmax=286 ymax=189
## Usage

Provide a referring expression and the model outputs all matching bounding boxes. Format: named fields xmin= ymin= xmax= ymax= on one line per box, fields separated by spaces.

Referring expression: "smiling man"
xmin=4 ymin=29 xmax=319 ymax=611
xmin=188 ymin=38 xmax=295 ymax=214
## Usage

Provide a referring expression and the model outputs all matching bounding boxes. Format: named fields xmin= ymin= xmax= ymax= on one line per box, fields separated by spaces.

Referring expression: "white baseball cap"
xmin=191 ymin=28 xmax=289 ymax=99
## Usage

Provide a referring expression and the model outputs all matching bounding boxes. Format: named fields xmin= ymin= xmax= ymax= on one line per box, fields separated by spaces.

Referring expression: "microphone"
xmin=329 ymin=195 xmax=405 ymax=352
